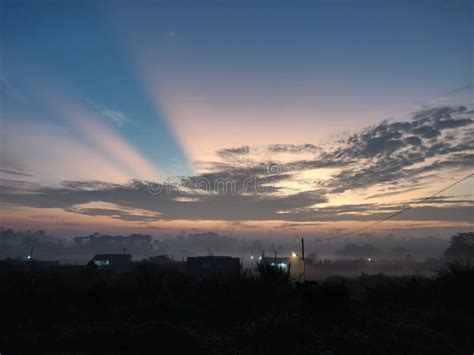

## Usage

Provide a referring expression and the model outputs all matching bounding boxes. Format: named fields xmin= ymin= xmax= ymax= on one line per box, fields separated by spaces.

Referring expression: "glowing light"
xmin=27 ymin=255 xmax=31 ymax=260
xmin=94 ymin=260 xmax=110 ymax=267
xmin=367 ymin=258 xmax=372 ymax=262
xmin=258 ymin=256 xmax=262 ymax=261
xmin=250 ymin=255 xmax=254 ymax=260
xmin=292 ymin=252 xmax=297 ymax=258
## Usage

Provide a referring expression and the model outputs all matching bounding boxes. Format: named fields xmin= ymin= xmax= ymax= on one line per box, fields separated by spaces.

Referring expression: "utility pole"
xmin=301 ymin=237 xmax=305 ymax=281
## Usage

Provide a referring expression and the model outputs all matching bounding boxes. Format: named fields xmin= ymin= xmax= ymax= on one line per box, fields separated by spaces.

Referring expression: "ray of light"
xmin=40 ymin=89 xmax=160 ymax=180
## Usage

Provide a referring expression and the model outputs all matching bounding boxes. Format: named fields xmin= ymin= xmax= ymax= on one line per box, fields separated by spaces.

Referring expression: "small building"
xmin=186 ymin=256 xmax=240 ymax=277
xmin=258 ymin=256 xmax=307 ymax=279
xmin=90 ymin=254 xmax=132 ymax=271
xmin=260 ymin=257 xmax=290 ymax=271
xmin=148 ymin=255 xmax=173 ymax=265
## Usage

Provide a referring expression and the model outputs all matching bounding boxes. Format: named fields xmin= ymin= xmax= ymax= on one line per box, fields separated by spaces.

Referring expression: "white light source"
xmin=27 ymin=255 xmax=31 ymax=260
xmin=291 ymin=252 xmax=297 ymax=258
xmin=250 ymin=255 xmax=254 ymax=260
xmin=367 ymin=257 xmax=372 ymax=262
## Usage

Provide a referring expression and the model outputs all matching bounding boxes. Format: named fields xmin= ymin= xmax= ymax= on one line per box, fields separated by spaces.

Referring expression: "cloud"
xmin=266 ymin=144 xmax=319 ymax=154
xmin=216 ymin=146 xmax=250 ymax=158
xmin=85 ymin=99 xmax=130 ymax=127
xmin=409 ymin=195 xmax=474 ymax=205
xmin=0 ymin=168 xmax=33 ymax=177
xmin=216 ymin=144 xmax=320 ymax=159
xmin=0 ymin=180 xmax=326 ymax=221
xmin=321 ymin=106 xmax=473 ymax=193
xmin=1 ymin=178 xmax=471 ymax=223
xmin=364 ymin=185 xmax=425 ymax=200
xmin=100 ymin=108 xmax=129 ymax=127
xmin=0 ymin=178 xmax=37 ymax=193
xmin=208 ymin=106 xmax=472 ymax=195
xmin=1 ymin=106 xmax=472 ymax=225
xmin=66 ymin=206 xmax=161 ymax=222
xmin=274 ymin=222 xmax=323 ymax=229
xmin=404 ymin=136 xmax=423 ymax=146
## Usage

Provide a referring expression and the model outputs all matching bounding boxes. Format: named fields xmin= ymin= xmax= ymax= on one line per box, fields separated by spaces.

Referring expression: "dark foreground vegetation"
xmin=1 ymin=258 xmax=473 ymax=355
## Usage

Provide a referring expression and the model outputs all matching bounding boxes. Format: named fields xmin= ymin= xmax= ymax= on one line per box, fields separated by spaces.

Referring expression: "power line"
xmin=315 ymin=172 xmax=474 ymax=243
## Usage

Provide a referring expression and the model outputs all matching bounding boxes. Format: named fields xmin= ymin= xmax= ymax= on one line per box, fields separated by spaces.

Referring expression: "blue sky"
xmin=0 ymin=0 xmax=472 ymax=235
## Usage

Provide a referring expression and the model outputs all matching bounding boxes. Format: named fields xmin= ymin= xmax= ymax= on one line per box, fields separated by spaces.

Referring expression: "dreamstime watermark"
xmin=266 ymin=161 xmax=281 ymax=174
xmin=147 ymin=162 xmax=284 ymax=196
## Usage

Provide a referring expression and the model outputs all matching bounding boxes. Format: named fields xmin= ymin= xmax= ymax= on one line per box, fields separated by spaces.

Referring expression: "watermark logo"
xmin=146 ymin=162 xmax=283 ymax=196
xmin=266 ymin=162 xmax=281 ymax=175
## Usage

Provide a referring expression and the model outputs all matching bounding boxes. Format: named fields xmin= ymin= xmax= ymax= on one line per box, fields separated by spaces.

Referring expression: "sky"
xmin=0 ymin=0 xmax=473 ymax=238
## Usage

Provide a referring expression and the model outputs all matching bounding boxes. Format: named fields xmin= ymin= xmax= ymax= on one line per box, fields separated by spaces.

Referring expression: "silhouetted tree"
xmin=444 ymin=232 xmax=474 ymax=260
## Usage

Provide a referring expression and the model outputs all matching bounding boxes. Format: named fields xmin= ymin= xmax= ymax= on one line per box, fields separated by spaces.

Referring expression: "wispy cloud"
xmin=100 ymin=108 xmax=129 ymax=127
xmin=0 ymin=168 xmax=33 ymax=178
xmin=84 ymin=99 xmax=131 ymax=127
xmin=216 ymin=146 xmax=250 ymax=158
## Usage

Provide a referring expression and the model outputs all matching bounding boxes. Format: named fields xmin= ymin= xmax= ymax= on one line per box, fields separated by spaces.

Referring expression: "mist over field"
xmin=0 ymin=227 xmax=456 ymax=263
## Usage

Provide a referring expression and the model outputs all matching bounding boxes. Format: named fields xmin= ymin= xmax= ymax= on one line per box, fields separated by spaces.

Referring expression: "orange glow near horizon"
xmin=1 ymin=204 xmax=471 ymax=238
